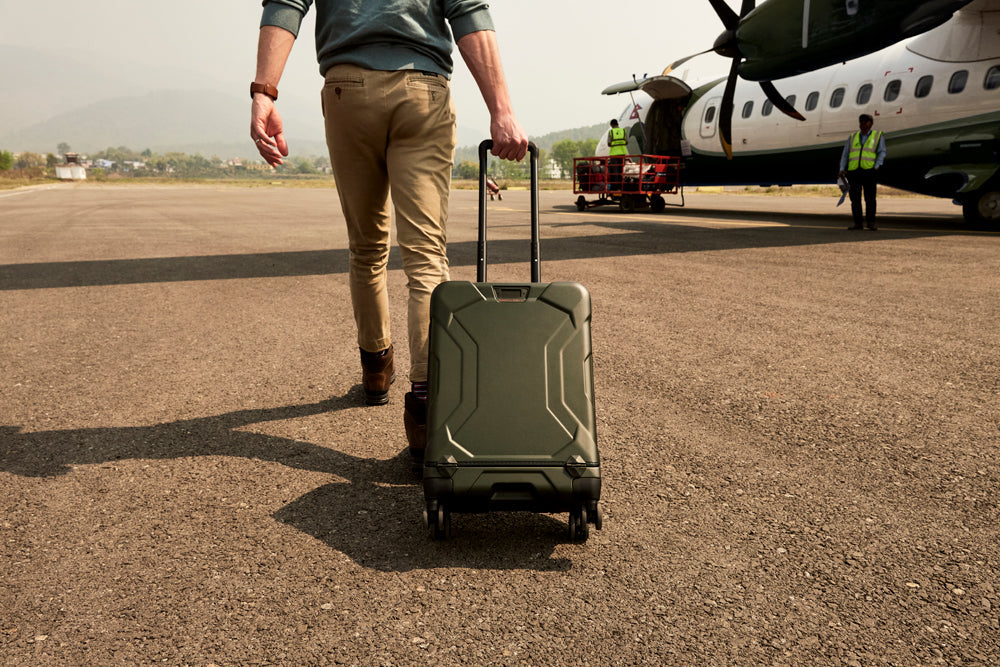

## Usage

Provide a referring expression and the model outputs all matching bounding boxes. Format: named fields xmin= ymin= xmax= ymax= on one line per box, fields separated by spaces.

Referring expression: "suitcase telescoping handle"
xmin=478 ymin=140 xmax=540 ymax=283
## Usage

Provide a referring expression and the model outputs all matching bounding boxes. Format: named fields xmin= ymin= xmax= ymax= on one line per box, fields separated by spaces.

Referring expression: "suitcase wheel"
xmin=424 ymin=502 xmax=451 ymax=540
xmin=569 ymin=504 xmax=590 ymax=543
xmin=569 ymin=502 xmax=603 ymax=543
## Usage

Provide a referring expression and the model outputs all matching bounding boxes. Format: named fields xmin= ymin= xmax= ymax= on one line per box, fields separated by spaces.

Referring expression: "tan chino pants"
xmin=321 ymin=64 xmax=456 ymax=382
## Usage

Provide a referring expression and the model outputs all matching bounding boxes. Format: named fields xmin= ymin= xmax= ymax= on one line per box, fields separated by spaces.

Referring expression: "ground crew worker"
xmin=608 ymin=119 xmax=628 ymax=190
xmin=838 ymin=114 xmax=886 ymax=230
xmin=608 ymin=119 xmax=628 ymax=156
xmin=486 ymin=174 xmax=502 ymax=201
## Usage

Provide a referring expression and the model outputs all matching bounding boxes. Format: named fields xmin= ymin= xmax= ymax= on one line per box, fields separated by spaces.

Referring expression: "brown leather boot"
xmin=404 ymin=391 xmax=427 ymax=469
xmin=360 ymin=345 xmax=394 ymax=406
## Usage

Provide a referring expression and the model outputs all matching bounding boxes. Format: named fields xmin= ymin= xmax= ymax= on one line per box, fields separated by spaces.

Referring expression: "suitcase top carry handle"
xmin=478 ymin=140 xmax=540 ymax=283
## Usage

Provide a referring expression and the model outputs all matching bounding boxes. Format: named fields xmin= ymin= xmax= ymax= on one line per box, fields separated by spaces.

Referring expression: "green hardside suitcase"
xmin=422 ymin=141 xmax=602 ymax=541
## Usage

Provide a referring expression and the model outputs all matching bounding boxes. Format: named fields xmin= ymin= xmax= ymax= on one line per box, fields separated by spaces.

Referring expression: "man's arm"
xmin=875 ymin=133 xmax=887 ymax=170
xmin=251 ymin=25 xmax=296 ymax=166
xmin=837 ymin=137 xmax=851 ymax=177
xmin=456 ymin=30 xmax=528 ymax=162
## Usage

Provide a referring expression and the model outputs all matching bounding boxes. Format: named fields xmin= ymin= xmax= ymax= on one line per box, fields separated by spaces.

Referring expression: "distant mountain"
xmin=1 ymin=43 xmax=332 ymax=159
xmin=0 ymin=87 xmax=331 ymax=159
xmin=453 ymin=122 xmax=607 ymax=164
xmin=0 ymin=85 xmax=487 ymax=160
xmin=1 ymin=44 xmax=153 ymax=133
xmin=529 ymin=123 xmax=609 ymax=148
xmin=2 ymin=42 xmax=591 ymax=160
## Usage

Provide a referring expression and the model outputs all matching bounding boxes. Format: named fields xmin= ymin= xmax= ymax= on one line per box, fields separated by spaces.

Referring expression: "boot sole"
xmin=364 ymin=391 xmax=390 ymax=406
xmin=362 ymin=372 xmax=395 ymax=406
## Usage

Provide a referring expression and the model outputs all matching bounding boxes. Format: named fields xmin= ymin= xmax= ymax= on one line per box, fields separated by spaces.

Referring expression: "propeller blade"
xmin=719 ymin=57 xmax=741 ymax=160
xmin=707 ymin=0 xmax=739 ymax=30
xmin=662 ymin=48 xmax=713 ymax=76
xmin=759 ymin=80 xmax=806 ymax=121
xmin=739 ymin=0 xmax=755 ymax=17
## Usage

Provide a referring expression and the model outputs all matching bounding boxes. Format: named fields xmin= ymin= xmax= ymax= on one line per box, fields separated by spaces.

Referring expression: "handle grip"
xmin=477 ymin=140 xmax=540 ymax=283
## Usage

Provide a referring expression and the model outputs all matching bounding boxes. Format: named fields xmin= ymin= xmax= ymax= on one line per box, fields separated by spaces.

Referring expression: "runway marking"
xmin=457 ymin=201 xmax=997 ymax=235
xmin=0 ymin=185 xmax=61 ymax=199
xmin=549 ymin=209 xmax=793 ymax=228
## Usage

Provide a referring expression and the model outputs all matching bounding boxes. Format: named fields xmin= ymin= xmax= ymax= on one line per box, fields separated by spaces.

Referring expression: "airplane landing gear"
xmin=962 ymin=188 xmax=1000 ymax=229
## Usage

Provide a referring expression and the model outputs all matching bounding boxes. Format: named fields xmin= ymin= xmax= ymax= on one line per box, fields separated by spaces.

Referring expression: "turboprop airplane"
xmin=599 ymin=0 xmax=1000 ymax=226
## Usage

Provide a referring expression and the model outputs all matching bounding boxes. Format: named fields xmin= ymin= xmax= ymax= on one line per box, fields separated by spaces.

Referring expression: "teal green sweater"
xmin=261 ymin=0 xmax=495 ymax=79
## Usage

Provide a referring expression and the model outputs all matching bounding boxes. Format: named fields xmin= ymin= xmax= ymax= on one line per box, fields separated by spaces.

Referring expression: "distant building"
xmin=55 ymin=152 xmax=86 ymax=181
xmin=543 ymin=159 xmax=561 ymax=179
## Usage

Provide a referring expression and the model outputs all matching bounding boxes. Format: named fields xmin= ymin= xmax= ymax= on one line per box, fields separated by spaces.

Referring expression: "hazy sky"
xmin=3 ymin=1 xmax=732 ymax=138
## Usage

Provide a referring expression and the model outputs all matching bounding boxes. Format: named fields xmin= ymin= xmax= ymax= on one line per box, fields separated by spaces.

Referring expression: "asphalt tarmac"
xmin=2 ymin=183 xmax=998 ymax=664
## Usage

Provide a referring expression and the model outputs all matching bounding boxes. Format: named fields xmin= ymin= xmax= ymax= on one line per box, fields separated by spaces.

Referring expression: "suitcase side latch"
xmin=433 ymin=455 xmax=459 ymax=478
xmin=564 ymin=455 xmax=588 ymax=478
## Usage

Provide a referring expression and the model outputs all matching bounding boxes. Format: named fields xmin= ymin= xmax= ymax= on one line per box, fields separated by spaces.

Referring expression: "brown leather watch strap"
xmin=250 ymin=82 xmax=278 ymax=101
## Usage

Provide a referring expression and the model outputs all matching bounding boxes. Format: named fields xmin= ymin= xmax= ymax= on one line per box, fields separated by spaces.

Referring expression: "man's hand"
xmin=490 ymin=113 xmax=528 ymax=162
xmin=251 ymin=25 xmax=295 ymax=167
xmin=251 ymin=94 xmax=289 ymax=167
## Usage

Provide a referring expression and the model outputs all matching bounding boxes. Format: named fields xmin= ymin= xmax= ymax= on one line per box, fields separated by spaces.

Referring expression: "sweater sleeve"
xmin=445 ymin=0 xmax=495 ymax=41
xmin=839 ymin=136 xmax=852 ymax=172
xmin=260 ymin=0 xmax=312 ymax=38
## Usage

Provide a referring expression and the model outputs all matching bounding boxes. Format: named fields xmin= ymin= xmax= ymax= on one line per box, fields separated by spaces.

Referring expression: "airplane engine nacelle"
xmin=736 ymin=0 xmax=974 ymax=81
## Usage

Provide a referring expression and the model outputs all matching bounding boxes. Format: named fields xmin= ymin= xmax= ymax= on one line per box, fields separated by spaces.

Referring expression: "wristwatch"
xmin=250 ymin=82 xmax=278 ymax=101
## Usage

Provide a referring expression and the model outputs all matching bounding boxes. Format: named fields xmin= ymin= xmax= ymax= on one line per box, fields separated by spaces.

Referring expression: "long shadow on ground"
xmin=0 ymin=392 xmax=573 ymax=572
xmin=0 ymin=209 xmax=965 ymax=291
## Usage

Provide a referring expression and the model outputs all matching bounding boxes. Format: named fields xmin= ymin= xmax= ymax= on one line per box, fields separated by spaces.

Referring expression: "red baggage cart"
xmin=572 ymin=154 xmax=683 ymax=213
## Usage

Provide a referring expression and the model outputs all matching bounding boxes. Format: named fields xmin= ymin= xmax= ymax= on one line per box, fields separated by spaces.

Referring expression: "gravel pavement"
xmin=1 ymin=184 xmax=998 ymax=665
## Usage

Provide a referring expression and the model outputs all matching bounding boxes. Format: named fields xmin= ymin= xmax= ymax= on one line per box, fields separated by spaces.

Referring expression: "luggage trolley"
xmin=573 ymin=154 xmax=683 ymax=213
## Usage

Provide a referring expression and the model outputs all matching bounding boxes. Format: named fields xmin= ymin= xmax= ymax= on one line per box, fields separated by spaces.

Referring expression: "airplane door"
xmin=818 ymin=84 xmax=855 ymax=137
xmin=699 ymin=97 xmax=720 ymax=140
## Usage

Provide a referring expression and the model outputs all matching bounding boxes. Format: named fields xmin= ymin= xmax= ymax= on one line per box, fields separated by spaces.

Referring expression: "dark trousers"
xmin=608 ymin=157 xmax=624 ymax=190
xmin=847 ymin=168 xmax=878 ymax=226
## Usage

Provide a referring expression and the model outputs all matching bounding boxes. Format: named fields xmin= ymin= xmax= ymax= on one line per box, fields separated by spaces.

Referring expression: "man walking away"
xmin=249 ymin=0 xmax=529 ymax=470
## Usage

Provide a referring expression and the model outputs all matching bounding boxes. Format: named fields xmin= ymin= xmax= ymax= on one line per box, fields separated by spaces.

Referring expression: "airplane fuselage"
xmin=610 ymin=7 xmax=1000 ymax=223
xmin=682 ymin=42 xmax=999 ymax=191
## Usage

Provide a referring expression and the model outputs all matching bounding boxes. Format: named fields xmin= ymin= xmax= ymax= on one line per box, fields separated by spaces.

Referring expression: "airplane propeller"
xmin=684 ymin=0 xmax=805 ymax=159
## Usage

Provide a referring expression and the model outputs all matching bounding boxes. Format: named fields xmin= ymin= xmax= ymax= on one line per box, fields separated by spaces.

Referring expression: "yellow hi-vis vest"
xmin=608 ymin=127 xmax=628 ymax=156
xmin=848 ymin=130 xmax=882 ymax=170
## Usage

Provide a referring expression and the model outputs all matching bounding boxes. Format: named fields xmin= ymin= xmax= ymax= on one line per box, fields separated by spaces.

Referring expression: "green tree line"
xmin=0 ymin=144 xmax=331 ymax=179
xmin=451 ymin=137 xmax=597 ymax=182
xmin=4 ymin=136 xmax=600 ymax=182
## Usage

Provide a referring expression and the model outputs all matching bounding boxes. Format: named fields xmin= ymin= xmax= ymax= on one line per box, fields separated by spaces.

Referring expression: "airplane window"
xmin=884 ymin=80 xmax=901 ymax=102
xmin=705 ymin=105 xmax=717 ymax=124
xmin=915 ymin=75 xmax=934 ymax=98
xmin=856 ymin=84 xmax=873 ymax=105
xmin=742 ymin=101 xmax=754 ymax=119
xmin=805 ymin=92 xmax=820 ymax=112
xmin=785 ymin=95 xmax=796 ymax=110
xmin=762 ymin=100 xmax=773 ymax=116
xmin=986 ymin=66 xmax=1000 ymax=90
xmin=830 ymin=87 xmax=846 ymax=108
xmin=948 ymin=70 xmax=968 ymax=94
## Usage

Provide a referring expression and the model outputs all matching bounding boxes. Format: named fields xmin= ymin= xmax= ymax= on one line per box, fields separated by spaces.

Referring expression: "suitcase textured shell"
xmin=424 ymin=280 xmax=600 ymax=516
